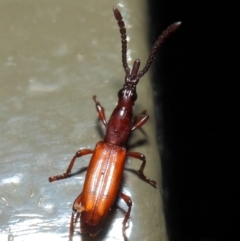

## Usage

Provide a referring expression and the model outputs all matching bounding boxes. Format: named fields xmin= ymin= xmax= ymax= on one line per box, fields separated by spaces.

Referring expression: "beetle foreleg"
xmin=49 ymin=149 xmax=93 ymax=182
xmin=127 ymin=152 xmax=157 ymax=188
xmin=131 ymin=110 xmax=149 ymax=131
xmin=93 ymin=95 xmax=107 ymax=126
xmin=119 ymin=192 xmax=132 ymax=240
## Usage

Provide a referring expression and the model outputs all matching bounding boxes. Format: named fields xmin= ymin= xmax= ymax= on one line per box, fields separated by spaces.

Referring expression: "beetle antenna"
xmin=113 ymin=7 xmax=130 ymax=75
xmin=137 ymin=21 xmax=182 ymax=80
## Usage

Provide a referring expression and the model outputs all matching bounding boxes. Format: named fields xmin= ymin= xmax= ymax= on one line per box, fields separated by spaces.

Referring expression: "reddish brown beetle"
xmin=49 ymin=7 xmax=181 ymax=240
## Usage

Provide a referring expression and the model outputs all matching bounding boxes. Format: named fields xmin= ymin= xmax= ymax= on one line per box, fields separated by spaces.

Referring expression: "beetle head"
xmin=118 ymin=58 xmax=142 ymax=104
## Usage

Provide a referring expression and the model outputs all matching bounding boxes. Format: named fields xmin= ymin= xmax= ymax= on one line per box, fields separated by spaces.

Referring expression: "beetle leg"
xmin=131 ymin=110 xmax=149 ymax=131
xmin=119 ymin=192 xmax=132 ymax=240
xmin=127 ymin=152 xmax=157 ymax=188
xmin=93 ymin=95 xmax=107 ymax=127
xmin=49 ymin=149 xmax=93 ymax=182
xmin=69 ymin=193 xmax=83 ymax=240
xmin=69 ymin=214 xmax=74 ymax=241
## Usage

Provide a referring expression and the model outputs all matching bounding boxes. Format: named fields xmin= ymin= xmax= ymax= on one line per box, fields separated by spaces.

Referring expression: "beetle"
xmin=49 ymin=6 xmax=181 ymax=240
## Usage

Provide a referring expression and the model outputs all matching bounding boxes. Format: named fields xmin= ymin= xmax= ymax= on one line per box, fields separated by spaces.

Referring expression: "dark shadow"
xmin=126 ymin=138 xmax=148 ymax=150
xmin=147 ymin=1 xmax=238 ymax=241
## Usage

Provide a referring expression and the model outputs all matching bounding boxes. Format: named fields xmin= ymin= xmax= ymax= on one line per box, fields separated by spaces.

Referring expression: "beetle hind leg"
xmin=69 ymin=193 xmax=83 ymax=240
xmin=119 ymin=192 xmax=132 ymax=240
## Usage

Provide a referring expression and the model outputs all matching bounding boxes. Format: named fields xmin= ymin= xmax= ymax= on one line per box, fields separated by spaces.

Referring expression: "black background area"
xmin=148 ymin=1 xmax=239 ymax=241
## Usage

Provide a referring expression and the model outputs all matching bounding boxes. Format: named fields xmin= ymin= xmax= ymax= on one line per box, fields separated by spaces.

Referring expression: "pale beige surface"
xmin=0 ymin=0 xmax=167 ymax=240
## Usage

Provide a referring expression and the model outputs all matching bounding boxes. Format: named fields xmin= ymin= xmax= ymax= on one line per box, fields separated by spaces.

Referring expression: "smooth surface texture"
xmin=0 ymin=1 xmax=167 ymax=240
xmin=79 ymin=141 xmax=126 ymax=236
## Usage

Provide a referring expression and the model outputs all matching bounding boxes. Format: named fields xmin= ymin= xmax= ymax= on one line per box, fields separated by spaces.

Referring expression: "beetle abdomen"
xmin=80 ymin=141 xmax=126 ymax=235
